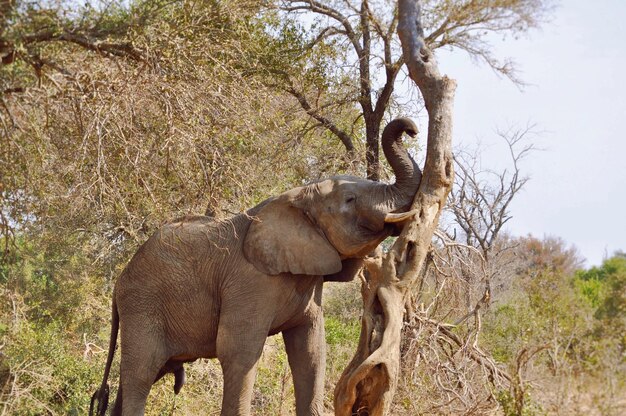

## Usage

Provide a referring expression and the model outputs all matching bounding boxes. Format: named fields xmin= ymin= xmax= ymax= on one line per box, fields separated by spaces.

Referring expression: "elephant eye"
xmin=345 ymin=196 xmax=356 ymax=204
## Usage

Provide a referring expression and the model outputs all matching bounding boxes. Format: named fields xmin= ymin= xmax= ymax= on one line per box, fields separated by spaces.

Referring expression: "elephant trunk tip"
xmin=382 ymin=117 xmax=418 ymax=143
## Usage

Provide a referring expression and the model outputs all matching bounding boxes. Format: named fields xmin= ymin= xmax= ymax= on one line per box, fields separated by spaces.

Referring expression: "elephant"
xmin=89 ymin=118 xmax=421 ymax=416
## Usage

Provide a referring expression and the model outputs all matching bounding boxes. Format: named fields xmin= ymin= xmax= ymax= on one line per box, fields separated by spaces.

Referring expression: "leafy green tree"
xmin=576 ymin=253 xmax=626 ymax=354
xmin=481 ymin=240 xmax=626 ymax=415
xmin=0 ymin=1 xmax=355 ymax=413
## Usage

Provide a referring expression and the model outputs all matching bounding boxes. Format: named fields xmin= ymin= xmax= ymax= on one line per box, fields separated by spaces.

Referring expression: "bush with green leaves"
xmin=1 ymin=319 xmax=102 ymax=415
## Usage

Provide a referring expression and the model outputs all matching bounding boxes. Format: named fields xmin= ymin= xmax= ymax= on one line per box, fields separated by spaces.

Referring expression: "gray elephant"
xmin=89 ymin=118 xmax=421 ymax=416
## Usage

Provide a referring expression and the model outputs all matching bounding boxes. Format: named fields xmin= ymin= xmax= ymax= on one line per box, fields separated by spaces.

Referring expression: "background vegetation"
xmin=1 ymin=0 xmax=623 ymax=414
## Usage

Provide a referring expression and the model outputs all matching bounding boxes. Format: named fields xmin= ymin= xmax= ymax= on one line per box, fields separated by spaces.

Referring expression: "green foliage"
xmin=1 ymin=236 xmax=110 ymax=329
xmin=575 ymin=274 xmax=603 ymax=308
xmin=325 ymin=316 xmax=360 ymax=347
xmin=1 ymin=319 xmax=102 ymax=415
xmin=482 ymin=303 xmax=534 ymax=363
xmin=577 ymin=255 xmax=626 ymax=315
xmin=575 ymin=254 xmax=626 ymax=355
xmin=496 ymin=390 xmax=545 ymax=416
xmin=477 ymin=238 xmax=626 ymax=414
xmin=482 ymin=263 xmax=593 ymax=370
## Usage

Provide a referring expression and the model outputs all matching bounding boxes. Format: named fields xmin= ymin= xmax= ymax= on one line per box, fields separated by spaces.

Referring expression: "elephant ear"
xmin=243 ymin=191 xmax=342 ymax=276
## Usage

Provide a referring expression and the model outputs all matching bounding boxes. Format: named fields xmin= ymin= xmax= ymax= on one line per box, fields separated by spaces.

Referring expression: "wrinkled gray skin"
xmin=90 ymin=118 xmax=421 ymax=416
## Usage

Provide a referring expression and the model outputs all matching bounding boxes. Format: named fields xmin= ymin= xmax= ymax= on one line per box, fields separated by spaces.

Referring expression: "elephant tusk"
xmin=384 ymin=209 xmax=419 ymax=223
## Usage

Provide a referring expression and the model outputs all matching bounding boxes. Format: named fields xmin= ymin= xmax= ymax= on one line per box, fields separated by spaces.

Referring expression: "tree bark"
xmin=333 ymin=1 xmax=456 ymax=414
xmin=364 ymin=117 xmax=381 ymax=181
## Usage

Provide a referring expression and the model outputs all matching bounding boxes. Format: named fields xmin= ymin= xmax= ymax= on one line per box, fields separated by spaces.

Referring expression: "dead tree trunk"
xmin=333 ymin=1 xmax=456 ymax=414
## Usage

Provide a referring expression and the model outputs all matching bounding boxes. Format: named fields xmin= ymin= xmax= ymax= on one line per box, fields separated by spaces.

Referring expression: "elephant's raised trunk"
xmin=381 ymin=118 xmax=422 ymax=213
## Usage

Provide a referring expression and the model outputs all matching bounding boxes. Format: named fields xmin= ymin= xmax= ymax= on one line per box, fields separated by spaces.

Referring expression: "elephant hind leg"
xmin=118 ymin=360 xmax=163 ymax=414
xmin=111 ymin=383 xmax=122 ymax=416
xmin=117 ymin=341 xmax=168 ymax=414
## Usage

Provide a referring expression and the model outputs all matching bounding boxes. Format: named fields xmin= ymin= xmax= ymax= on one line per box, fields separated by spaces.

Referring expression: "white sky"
xmin=431 ymin=0 xmax=626 ymax=267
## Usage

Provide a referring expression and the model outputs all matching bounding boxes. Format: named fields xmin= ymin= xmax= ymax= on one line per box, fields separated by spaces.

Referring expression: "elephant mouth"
xmin=384 ymin=209 xmax=417 ymax=236
xmin=334 ymin=225 xmax=394 ymax=259
xmin=361 ymin=223 xmax=395 ymax=246
xmin=358 ymin=218 xmax=404 ymax=239
xmin=388 ymin=223 xmax=404 ymax=237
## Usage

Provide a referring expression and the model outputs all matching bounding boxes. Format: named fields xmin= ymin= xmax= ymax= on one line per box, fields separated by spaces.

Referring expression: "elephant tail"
xmin=89 ymin=294 xmax=119 ymax=416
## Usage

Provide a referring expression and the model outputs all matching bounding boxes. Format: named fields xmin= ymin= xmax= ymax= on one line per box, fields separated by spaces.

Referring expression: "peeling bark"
xmin=334 ymin=1 xmax=456 ymax=414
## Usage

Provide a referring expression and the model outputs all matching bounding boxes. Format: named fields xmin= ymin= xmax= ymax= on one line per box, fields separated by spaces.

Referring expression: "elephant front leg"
xmin=216 ymin=321 xmax=267 ymax=416
xmin=283 ymin=313 xmax=326 ymax=416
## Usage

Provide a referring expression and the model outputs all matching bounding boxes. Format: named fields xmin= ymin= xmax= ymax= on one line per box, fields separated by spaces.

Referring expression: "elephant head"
xmin=244 ymin=118 xmax=421 ymax=276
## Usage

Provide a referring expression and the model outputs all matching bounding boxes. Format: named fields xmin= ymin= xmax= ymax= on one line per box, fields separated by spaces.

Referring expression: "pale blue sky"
xmin=432 ymin=0 xmax=626 ymax=266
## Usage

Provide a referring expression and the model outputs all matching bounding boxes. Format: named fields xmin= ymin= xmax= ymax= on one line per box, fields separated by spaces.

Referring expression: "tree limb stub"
xmin=334 ymin=0 xmax=456 ymax=414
